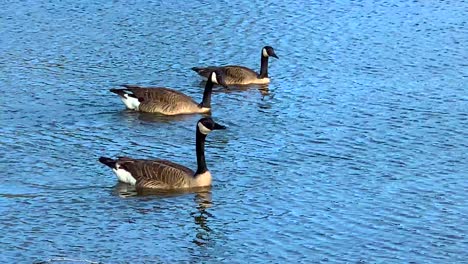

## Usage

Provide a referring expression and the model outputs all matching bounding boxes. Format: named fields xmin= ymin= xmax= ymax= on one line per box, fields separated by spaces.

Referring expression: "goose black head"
xmin=209 ymin=70 xmax=228 ymax=88
xmin=197 ymin=117 xmax=226 ymax=135
xmin=262 ymin=46 xmax=279 ymax=59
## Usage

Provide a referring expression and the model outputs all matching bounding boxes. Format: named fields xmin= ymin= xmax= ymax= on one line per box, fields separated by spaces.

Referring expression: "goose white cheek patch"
xmin=210 ymin=72 xmax=218 ymax=84
xmin=262 ymin=48 xmax=268 ymax=57
xmin=198 ymin=122 xmax=212 ymax=135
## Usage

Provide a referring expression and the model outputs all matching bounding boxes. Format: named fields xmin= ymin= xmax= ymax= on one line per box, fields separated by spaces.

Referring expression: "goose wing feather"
xmin=116 ymin=157 xmax=195 ymax=189
xmin=122 ymin=86 xmax=194 ymax=102
xmin=224 ymin=66 xmax=259 ymax=83
xmin=122 ymin=86 xmax=199 ymax=113
xmin=193 ymin=66 xmax=258 ymax=84
xmin=136 ymin=178 xmax=171 ymax=189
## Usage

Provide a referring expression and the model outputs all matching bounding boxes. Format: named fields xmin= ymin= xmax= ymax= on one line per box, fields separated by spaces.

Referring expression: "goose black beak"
xmin=271 ymin=53 xmax=279 ymax=59
xmin=213 ymin=122 xmax=226 ymax=130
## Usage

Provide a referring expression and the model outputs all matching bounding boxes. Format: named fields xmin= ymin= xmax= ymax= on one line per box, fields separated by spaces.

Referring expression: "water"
xmin=1 ymin=0 xmax=467 ymax=263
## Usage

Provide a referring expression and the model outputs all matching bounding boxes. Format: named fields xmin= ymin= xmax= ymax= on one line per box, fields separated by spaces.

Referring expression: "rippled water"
xmin=1 ymin=0 xmax=467 ymax=263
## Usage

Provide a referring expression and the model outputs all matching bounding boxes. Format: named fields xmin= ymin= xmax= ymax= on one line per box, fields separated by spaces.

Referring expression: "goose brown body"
xmin=192 ymin=46 xmax=278 ymax=85
xmin=192 ymin=66 xmax=266 ymax=85
xmin=109 ymin=70 xmax=227 ymax=115
xmin=122 ymin=86 xmax=207 ymax=115
xmin=108 ymin=157 xmax=204 ymax=189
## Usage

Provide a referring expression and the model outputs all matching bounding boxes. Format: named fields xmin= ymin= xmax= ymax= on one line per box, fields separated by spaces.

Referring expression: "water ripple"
xmin=1 ymin=0 xmax=467 ymax=263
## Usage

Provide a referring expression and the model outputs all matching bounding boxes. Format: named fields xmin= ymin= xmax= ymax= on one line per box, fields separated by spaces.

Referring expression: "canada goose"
xmin=191 ymin=46 xmax=279 ymax=85
xmin=98 ymin=117 xmax=226 ymax=190
xmin=109 ymin=70 xmax=227 ymax=115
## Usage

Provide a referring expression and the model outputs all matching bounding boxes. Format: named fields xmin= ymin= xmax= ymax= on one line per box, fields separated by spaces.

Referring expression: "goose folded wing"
xmin=117 ymin=158 xmax=194 ymax=188
xmin=224 ymin=66 xmax=258 ymax=80
xmin=125 ymin=87 xmax=196 ymax=104
xmin=136 ymin=178 xmax=171 ymax=189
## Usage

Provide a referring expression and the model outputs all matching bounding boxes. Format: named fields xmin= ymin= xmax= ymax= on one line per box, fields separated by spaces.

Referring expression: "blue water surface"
xmin=0 ymin=0 xmax=467 ymax=263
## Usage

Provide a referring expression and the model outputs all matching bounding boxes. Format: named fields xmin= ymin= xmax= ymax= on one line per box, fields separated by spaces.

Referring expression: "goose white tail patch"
xmin=120 ymin=94 xmax=140 ymax=110
xmin=112 ymin=165 xmax=137 ymax=185
xmin=262 ymin=48 xmax=268 ymax=57
xmin=210 ymin=72 xmax=218 ymax=84
xmin=198 ymin=122 xmax=212 ymax=135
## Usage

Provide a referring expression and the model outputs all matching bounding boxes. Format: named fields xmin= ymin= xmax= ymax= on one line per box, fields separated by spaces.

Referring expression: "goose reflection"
xmin=111 ymin=182 xmax=138 ymax=198
xmin=110 ymin=183 xmax=214 ymax=246
xmin=195 ymin=81 xmax=270 ymax=96
xmin=137 ymin=112 xmax=207 ymax=123
xmin=111 ymin=183 xmax=212 ymax=198
xmin=191 ymin=190 xmax=213 ymax=246
xmin=111 ymin=109 xmax=210 ymax=126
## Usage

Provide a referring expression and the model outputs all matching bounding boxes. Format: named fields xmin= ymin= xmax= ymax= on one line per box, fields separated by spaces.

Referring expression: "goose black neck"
xmin=200 ymin=78 xmax=214 ymax=108
xmin=259 ymin=55 xmax=269 ymax=78
xmin=195 ymin=129 xmax=208 ymax=175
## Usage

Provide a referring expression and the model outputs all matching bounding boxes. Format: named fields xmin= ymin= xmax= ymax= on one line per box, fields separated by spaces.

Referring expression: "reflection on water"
xmin=136 ymin=111 xmax=209 ymax=123
xmin=110 ymin=107 xmax=210 ymax=123
xmin=112 ymin=182 xmax=214 ymax=247
xmin=226 ymin=84 xmax=271 ymax=97
xmin=111 ymin=182 xmax=138 ymax=198
xmin=192 ymin=191 xmax=213 ymax=246
xmin=112 ymin=182 xmax=212 ymax=199
xmin=196 ymin=80 xmax=271 ymax=96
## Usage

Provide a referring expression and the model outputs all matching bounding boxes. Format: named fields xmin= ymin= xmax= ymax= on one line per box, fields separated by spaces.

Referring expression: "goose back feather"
xmin=122 ymin=86 xmax=203 ymax=115
xmin=192 ymin=66 xmax=261 ymax=85
xmin=116 ymin=158 xmax=196 ymax=189
xmin=109 ymin=70 xmax=227 ymax=115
